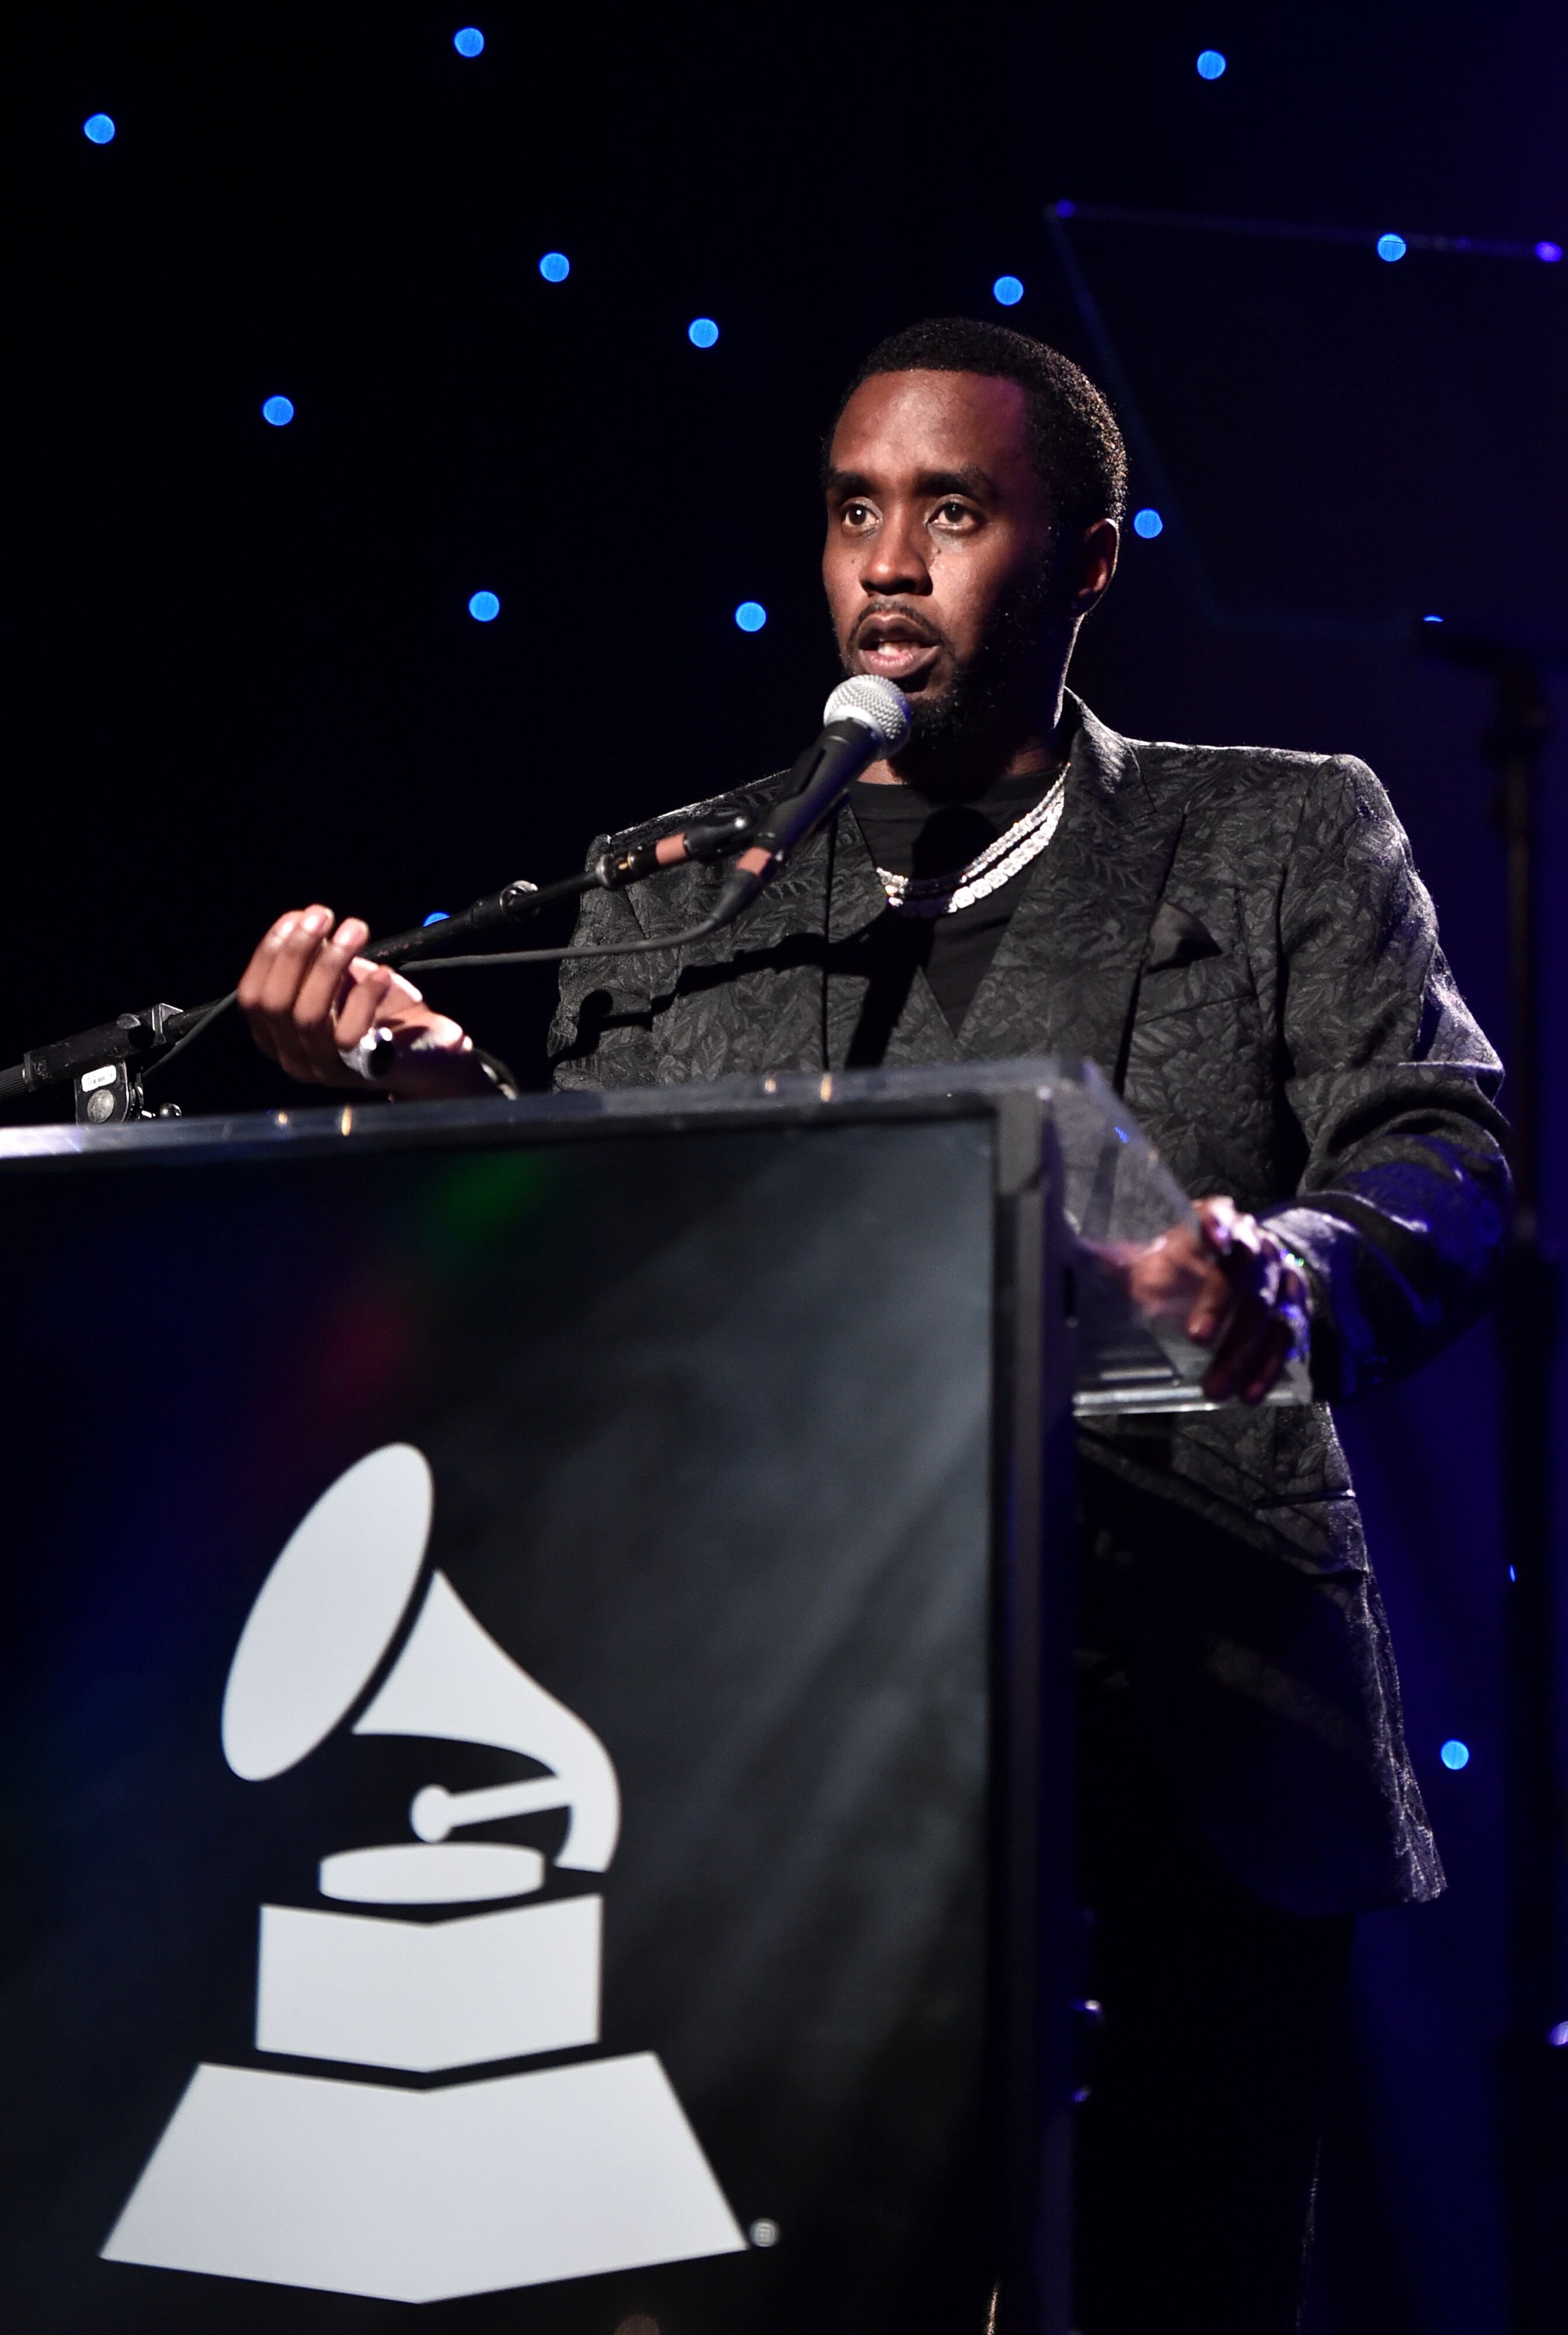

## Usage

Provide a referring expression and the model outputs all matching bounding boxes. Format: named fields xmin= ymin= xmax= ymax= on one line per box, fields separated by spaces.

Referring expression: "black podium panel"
xmin=0 ymin=1099 xmax=1033 ymax=2333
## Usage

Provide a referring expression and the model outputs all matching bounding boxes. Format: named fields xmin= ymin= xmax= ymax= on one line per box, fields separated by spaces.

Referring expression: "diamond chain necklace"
xmin=876 ymin=771 xmax=1068 ymax=919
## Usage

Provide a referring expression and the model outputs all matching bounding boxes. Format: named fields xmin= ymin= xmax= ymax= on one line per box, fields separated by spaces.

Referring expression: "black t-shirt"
xmin=846 ymin=766 xmax=1056 ymax=1041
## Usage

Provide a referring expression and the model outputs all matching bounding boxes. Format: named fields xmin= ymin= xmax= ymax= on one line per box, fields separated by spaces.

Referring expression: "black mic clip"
xmin=593 ymin=807 xmax=759 ymax=891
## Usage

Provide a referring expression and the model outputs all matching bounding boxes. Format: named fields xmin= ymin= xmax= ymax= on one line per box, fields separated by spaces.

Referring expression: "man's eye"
xmin=935 ymin=500 xmax=974 ymax=526
xmin=843 ymin=501 xmax=876 ymax=527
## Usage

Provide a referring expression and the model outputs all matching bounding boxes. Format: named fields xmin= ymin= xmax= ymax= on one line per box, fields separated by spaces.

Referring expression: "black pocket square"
xmin=1145 ymin=900 xmax=1223 ymax=972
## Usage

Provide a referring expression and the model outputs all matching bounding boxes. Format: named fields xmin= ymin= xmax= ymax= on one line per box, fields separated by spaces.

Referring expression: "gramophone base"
xmin=102 ymin=2051 xmax=748 ymax=2302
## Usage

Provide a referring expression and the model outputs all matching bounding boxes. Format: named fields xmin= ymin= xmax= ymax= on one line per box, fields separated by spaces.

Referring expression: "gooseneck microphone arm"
xmin=393 ymin=674 xmax=914 ymax=977
xmin=357 ymin=804 xmax=764 ymax=975
xmin=0 ymin=679 xmax=910 ymax=1116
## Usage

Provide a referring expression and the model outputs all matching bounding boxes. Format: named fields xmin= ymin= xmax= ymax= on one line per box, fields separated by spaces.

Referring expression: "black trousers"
xmin=1071 ymin=1699 xmax=1353 ymax=2335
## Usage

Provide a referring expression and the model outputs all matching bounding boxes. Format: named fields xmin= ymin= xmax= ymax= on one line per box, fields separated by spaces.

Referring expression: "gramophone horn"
xmin=353 ymin=1571 xmax=621 ymax=1873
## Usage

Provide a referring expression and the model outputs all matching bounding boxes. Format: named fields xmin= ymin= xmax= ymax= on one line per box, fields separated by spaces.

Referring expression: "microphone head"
xmin=823 ymin=673 xmax=912 ymax=755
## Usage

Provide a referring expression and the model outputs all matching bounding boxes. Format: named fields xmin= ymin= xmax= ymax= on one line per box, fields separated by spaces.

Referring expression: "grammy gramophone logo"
xmin=102 ymin=1444 xmax=746 ymax=2304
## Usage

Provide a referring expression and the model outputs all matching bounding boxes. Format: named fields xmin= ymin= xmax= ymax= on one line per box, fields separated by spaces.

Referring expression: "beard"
xmin=840 ymin=559 xmax=1064 ymax=790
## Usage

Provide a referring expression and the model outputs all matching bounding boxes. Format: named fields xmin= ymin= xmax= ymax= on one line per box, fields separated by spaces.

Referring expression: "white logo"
xmin=102 ymin=1444 xmax=747 ymax=2303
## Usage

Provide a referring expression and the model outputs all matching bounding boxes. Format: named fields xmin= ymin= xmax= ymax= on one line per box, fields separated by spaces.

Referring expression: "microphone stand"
xmin=0 ymin=678 xmax=899 ymax=1124
xmin=0 ymin=814 xmax=759 ymax=1125
xmin=0 ymin=879 xmax=597 ymax=1126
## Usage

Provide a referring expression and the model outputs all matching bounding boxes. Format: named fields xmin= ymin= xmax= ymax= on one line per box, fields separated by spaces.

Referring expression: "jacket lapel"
xmin=960 ymin=696 xmax=1187 ymax=1087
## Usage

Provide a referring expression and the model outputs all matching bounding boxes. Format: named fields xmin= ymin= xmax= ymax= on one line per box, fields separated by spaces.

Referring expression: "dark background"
xmin=9 ymin=4 xmax=1567 ymax=2327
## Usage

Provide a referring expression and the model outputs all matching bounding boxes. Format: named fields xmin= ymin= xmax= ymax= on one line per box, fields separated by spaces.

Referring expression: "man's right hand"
xmin=238 ymin=906 xmax=490 ymax=1099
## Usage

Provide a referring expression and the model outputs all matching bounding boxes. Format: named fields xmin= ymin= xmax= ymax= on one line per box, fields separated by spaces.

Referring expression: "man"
xmin=239 ymin=318 xmax=1510 ymax=2331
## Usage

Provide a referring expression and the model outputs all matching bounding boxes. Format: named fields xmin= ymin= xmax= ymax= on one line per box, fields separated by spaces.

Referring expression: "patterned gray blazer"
xmin=550 ymin=694 xmax=1511 ymax=1916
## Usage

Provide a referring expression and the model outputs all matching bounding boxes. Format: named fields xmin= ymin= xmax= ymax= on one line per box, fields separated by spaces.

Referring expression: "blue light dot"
xmin=734 ymin=601 xmax=767 ymax=633
xmin=83 ymin=113 xmax=116 ymax=144
xmin=261 ymin=395 xmax=295 ymax=427
xmin=538 ymin=251 xmax=570 ymax=283
xmin=992 ymin=275 xmax=1025 ymax=307
xmin=1377 ymin=233 xmax=1407 ymax=263
xmin=1133 ymin=508 xmax=1164 ymax=539
xmin=1196 ymin=50 xmax=1227 ymax=80
xmin=1510 ymin=1563 xmax=1518 ymax=1581
xmin=1537 ymin=241 xmax=1563 ymax=264
xmin=423 ymin=911 xmax=451 ymax=926
xmin=1053 ymin=199 xmax=1076 ymax=218
xmin=1440 ymin=1739 xmax=1471 ymax=1771
xmin=1549 ymin=2021 xmax=1568 ymax=2048
xmin=688 ymin=316 xmax=720 ymax=348
xmin=452 ymin=26 xmax=485 ymax=55
xmin=468 ymin=590 xmax=500 ymax=622
xmin=1423 ymin=613 xmax=1444 ymax=624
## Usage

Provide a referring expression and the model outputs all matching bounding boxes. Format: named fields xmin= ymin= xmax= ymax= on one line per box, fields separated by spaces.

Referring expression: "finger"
xmin=1194 ymin=1196 xmax=1240 ymax=1256
xmin=241 ymin=932 xmax=288 ymax=1061
xmin=291 ymin=916 xmax=372 ymax=1081
xmin=255 ymin=905 xmax=333 ymax=1017
xmin=1236 ymin=1316 xmax=1293 ymax=1406
xmin=334 ymin=961 xmax=396 ymax=1053
xmin=240 ymin=909 xmax=317 ymax=1068
xmin=242 ymin=907 xmax=329 ymax=1082
xmin=254 ymin=905 xmax=335 ymax=1082
xmin=346 ymin=958 xmax=424 ymax=1019
xmin=1191 ymin=1212 xmax=1277 ymax=1346
xmin=1201 ymin=1298 xmax=1275 ymax=1400
xmin=1184 ymin=1259 xmax=1236 ymax=1346
xmin=292 ymin=916 xmax=368 ymax=1034
xmin=237 ymin=910 xmax=306 ymax=1015
xmin=1197 ymin=1200 xmax=1273 ymax=1301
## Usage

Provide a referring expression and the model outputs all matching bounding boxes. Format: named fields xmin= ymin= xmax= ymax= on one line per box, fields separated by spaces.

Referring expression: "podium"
xmin=0 ymin=1060 xmax=1229 ymax=2333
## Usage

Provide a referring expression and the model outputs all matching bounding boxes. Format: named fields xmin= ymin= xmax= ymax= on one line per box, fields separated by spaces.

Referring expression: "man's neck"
xmin=862 ymin=689 xmax=1074 ymax=796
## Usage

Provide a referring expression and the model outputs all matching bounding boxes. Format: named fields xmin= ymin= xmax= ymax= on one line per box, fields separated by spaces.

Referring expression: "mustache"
xmin=849 ymin=602 xmax=953 ymax=654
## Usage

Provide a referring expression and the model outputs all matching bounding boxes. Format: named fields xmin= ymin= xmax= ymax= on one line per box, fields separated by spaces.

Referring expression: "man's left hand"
xmin=1117 ymin=1197 xmax=1312 ymax=1405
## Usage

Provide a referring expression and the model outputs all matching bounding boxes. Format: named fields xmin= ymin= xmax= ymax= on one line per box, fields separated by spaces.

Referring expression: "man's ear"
xmin=1071 ymin=518 xmax=1120 ymax=615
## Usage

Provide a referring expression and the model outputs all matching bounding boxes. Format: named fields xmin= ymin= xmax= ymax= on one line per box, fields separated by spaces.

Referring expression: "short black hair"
xmin=826 ymin=317 xmax=1127 ymax=535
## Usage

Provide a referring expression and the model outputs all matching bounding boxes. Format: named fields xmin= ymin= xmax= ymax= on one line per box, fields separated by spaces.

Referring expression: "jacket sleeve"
xmin=1262 ymin=758 xmax=1511 ymax=1403
xmin=546 ymin=846 xmax=664 ymax=1090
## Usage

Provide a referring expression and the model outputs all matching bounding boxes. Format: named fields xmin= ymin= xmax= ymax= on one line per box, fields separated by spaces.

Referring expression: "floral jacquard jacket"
xmin=549 ymin=695 xmax=1511 ymax=1916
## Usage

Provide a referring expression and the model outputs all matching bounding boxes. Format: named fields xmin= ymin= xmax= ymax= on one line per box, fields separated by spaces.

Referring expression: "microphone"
xmin=706 ymin=675 xmax=912 ymax=930
xmin=374 ymin=678 xmax=906 ymax=968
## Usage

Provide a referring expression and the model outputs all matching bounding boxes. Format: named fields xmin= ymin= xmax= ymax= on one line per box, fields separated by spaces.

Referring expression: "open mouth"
xmin=852 ymin=615 xmax=944 ymax=689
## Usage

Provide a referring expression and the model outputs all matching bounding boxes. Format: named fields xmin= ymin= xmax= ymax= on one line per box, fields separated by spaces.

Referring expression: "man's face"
xmin=823 ymin=368 xmax=1065 ymax=741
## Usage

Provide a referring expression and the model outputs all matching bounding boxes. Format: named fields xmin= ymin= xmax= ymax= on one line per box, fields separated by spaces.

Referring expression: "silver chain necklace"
xmin=876 ymin=772 xmax=1068 ymax=919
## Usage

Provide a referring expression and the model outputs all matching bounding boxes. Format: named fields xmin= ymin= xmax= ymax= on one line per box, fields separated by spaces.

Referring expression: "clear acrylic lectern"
xmin=0 ymin=1058 xmax=1239 ymax=2334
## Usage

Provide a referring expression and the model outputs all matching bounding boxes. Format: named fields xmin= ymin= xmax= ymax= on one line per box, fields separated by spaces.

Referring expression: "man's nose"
xmin=860 ymin=509 xmax=931 ymax=596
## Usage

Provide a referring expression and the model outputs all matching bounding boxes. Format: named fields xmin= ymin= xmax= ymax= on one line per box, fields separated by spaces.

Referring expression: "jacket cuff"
xmin=1258 ymin=1204 xmax=1357 ymax=1403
